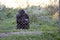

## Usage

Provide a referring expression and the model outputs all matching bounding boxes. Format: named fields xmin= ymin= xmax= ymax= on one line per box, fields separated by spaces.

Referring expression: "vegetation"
xmin=0 ymin=5 xmax=59 ymax=40
xmin=0 ymin=32 xmax=60 ymax=40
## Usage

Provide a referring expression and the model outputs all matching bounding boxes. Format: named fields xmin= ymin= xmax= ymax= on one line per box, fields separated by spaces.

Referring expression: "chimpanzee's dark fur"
xmin=16 ymin=9 xmax=29 ymax=29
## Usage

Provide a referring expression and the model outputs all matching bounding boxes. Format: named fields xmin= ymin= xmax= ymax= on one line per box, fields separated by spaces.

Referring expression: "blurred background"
xmin=0 ymin=0 xmax=59 ymax=40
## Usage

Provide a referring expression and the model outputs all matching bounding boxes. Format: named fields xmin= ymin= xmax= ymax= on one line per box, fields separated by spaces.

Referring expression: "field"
xmin=0 ymin=6 xmax=59 ymax=40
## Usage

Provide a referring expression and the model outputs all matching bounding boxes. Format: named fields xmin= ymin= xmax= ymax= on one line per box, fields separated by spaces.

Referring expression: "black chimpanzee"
xmin=16 ymin=9 xmax=29 ymax=29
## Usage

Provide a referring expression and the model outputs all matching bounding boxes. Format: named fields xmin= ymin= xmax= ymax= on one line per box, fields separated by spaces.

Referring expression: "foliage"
xmin=0 ymin=5 xmax=59 ymax=40
xmin=0 ymin=5 xmax=58 ymax=32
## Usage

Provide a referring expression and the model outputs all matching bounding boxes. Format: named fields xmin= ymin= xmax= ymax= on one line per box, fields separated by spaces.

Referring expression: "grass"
xmin=0 ymin=31 xmax=60 ymax=40
xmin=0 ymin=34 xmax=43 ymax=40
xmin=0 ymin=15 xmax=58 ymax=32
xmin=0 ymin=17 xmax=58 ymax=32
xmin=0 ymin=5 xmax=59 ymax=40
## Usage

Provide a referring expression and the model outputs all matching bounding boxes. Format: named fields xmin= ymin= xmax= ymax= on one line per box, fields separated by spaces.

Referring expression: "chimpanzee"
xmin=16 ymin=9 xmax=29 ymax=29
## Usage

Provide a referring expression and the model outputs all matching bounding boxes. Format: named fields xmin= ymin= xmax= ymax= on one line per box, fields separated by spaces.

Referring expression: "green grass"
xmin=0 ymin=5 xmax=59 ymax=40
xmin=0 ymin=20 xmax=58 ymax=33
xmin=0 ymin=15 xmax=58 ymax=32
xmin=0 ymin=31 xmax=60 ymax=40
xmin=0 ymin=34 xmax=44 ymax=40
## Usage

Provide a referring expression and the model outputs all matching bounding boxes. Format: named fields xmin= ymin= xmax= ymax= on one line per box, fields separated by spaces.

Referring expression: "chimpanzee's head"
xmin=18 ymin=9 xmax=25 ymax=14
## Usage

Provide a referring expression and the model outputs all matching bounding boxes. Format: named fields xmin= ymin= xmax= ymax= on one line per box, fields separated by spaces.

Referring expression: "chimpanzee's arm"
xmin=25 ymin=14 xmax=29 ymax=23
xmin=16 ymin=14 xmax=22 ymax=24
xmin=25 ymin=13 xmax=29 ymax=19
